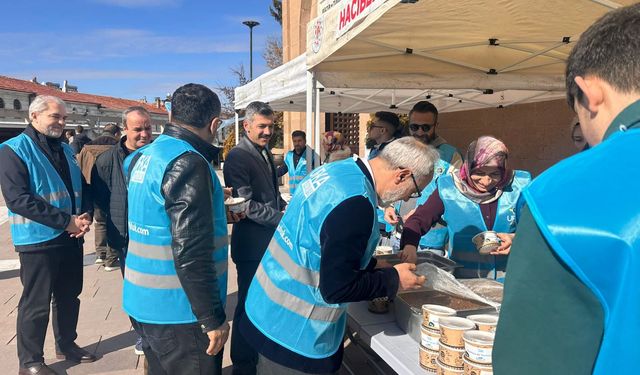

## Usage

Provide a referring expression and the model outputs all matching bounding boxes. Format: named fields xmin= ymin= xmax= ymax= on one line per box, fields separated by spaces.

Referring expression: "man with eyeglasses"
xmin=238 ymin=137 xmax=438 ymax=374
xmin=0 ymin=95 xmax=96 ymax=375
xmin=385 ymin=101 xmax=462 ymax=259
xmin=366 ymin=111 xmax=404 ymax=238
xmin=366 ymin=111 xmax=402 ymax=160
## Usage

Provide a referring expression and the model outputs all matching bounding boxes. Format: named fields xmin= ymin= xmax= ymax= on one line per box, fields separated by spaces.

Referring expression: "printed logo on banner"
xmin=312 ymin=16 xmax=325 ymax=54
xmin=336 ymin=0 xmax=386 ymax=38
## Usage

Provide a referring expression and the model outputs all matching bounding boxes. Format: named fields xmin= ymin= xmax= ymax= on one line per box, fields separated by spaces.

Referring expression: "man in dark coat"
xmin=223 ymin=101 xmax=286 ymax=375
xmin=0 ymin=95 xmax=96 ymax=375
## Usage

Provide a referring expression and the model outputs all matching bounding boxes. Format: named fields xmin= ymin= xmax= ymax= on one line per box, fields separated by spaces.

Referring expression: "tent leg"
xmin=234 ymin=112 xmax=239 ymax=145
xmin=306 ymin=71 xmax=315 ymax=173
xmin=314 ymin=85 xmax=321 ymax=167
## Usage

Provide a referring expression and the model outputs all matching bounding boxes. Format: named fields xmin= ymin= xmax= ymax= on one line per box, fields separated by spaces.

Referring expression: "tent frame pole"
xmin=234 ymin=112 xmax=239 ymax=145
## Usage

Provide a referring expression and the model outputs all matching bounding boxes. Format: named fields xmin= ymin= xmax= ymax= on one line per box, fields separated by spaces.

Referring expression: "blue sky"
xmin=0 ymin=0 xmax=281 ymax=102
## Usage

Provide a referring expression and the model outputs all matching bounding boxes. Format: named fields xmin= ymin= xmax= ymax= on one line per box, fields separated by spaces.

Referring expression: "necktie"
xmin=261 ymin=148 xmax=273 ymax=174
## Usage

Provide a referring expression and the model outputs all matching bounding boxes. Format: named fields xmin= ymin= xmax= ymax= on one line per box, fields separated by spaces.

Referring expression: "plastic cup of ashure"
xmin=422 ymin=304 xmax=457 ymax=329
xmin=224 ymin=197 xmax=246 ymax=213
xmin=438 ymin=339 xmax=466 ymax=368
xmin=466 ymin=314 xmax=499 ymax=332
xmin=462 ymin=330 xmax=495 ymax=364
xmin=438 ymin=317 xmax=476 ymax=347
xmin=419 ymin=344 xmax=439 ymax=371
xmin=421 ymin=324 xmax=441 ymax=350
xmin=472 ymin=231 xmax=502 ymax=254
xmin=436 ymin=357 xmax=464 ymax=375
xmin=463 ymin=353 xmax=494 ymax=374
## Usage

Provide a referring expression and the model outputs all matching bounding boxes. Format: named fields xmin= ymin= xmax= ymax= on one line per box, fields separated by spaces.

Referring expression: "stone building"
xmin=0 ymin=75 xmax=168 ymax=143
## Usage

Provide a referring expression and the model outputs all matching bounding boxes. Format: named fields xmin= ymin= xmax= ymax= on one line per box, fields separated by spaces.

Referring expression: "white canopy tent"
xmin=233 ymin=54 xmax=566 ymax=158
xmin=307 ymin=0 xmax=632 ymax=90
xmin=234 ymin=0 xmax=631 ymax=169
xmin=234 ymin=54 xmax=566 ymax=114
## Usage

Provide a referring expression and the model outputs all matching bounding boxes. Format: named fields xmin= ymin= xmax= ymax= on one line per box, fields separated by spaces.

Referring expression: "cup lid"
xmin=467 ymin=314 xmax=499 ymax=325
xmin=422 ymin=304 xmax=457 ymax=315
xmin=438 ymin=317 xmax=475 ymax=330
xmin=463 ymin=330 xmax=495 ymax=345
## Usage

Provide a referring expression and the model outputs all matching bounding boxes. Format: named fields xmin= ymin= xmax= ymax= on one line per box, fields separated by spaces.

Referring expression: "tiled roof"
xmin=0 ymin=75 xmax=167 ymax=115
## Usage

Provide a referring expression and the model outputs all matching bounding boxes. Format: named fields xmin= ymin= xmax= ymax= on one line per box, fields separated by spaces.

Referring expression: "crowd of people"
xmin=0 ymin=4 xmax=638 ymax=375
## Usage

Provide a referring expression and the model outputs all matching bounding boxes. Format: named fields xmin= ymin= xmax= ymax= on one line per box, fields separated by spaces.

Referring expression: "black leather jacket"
xmin=129 ymin=124 xmax=225 ymax=332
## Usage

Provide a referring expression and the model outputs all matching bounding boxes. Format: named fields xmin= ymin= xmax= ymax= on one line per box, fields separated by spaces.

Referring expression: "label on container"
xmin=421 ymin=332 xmax=440 ymax=350
xmin=466 ymin=345 xmax=493 ymax=363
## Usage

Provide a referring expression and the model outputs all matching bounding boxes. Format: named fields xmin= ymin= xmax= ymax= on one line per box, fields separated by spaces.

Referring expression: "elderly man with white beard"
xmin=237 ymin=136 xmax=439 ymax=374
xmin=0 ymin=95 xmax=95 ymax=375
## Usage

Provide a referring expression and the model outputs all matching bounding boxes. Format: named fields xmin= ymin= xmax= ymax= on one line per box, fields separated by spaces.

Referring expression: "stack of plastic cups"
xmin=462 ymin=315 xmax=499 ymax=374
xmin=420 ymin=305 xmax=456 ymax=373
xmin=436 ymin=317 xmax=476 ymax=375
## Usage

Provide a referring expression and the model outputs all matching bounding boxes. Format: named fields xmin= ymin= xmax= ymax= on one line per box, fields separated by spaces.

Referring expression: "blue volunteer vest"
xmin=438 ymin=170 xmax=530 ymax=279
xmin=245 ymin=157 xmax=379 ymax=358
xmin=122 ymin=135 xmax=228 ymax=324
xmin=284 ymin=149 xmax=314 ymax=194
xmin=525 ymin=126 xmax=640 ymax=374
xmin=2 ymin=133 xmax=82 ymax=245
xmin=398 ymin=143 xmax=459 ymax=250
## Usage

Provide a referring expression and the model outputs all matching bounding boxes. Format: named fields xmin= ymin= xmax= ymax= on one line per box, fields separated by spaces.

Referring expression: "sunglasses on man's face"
xmin=409 ymin=123 xmax=435 ymax=132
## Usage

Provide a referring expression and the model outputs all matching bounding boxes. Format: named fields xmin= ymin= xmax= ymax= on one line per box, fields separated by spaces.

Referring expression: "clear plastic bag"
xmin=414 ymin=262 xmax=501 ymax=310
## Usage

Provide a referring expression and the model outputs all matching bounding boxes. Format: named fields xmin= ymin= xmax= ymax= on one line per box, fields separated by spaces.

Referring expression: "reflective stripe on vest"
xmin=438 ymin=170 xmax=530 ymax=279
xmin=2 ymin=133 xmax=82 ymax=246
xmin=245 ymin=158 xmax=379 ymax=359
xmin=254 ymin=263 xmax=343 ymax=322
xmin=285 ymin=150 xmax=313 ymax=194
xmin=123 ymin=135 xmax=228 ymax=324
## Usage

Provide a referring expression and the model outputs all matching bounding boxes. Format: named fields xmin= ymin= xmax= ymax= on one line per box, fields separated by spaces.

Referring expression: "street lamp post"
xmin=242 ymin=20 xmax=260 ymax=81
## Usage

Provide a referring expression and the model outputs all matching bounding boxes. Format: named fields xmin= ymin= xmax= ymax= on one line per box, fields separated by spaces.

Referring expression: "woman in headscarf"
xmin=322 ymin=131 xmax=352 ymax=163
xmin=397 ymin=136 xmax=531 ymax=279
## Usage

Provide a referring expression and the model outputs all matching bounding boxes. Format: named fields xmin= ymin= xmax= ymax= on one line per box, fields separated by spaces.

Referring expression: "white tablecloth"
xmin=347 ymin=302 xmax=425 ymax=375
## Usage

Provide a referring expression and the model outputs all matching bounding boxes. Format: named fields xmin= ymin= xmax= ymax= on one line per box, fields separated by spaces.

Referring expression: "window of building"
xmin=0 ymin=98 xmax=4 ymax=109
xmin=13 ymin=99 xmax=21 ymax=110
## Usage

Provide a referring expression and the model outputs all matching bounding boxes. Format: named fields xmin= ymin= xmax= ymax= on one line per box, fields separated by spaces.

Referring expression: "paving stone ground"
xmin=0 ymin=175 xmax=390 ymax=374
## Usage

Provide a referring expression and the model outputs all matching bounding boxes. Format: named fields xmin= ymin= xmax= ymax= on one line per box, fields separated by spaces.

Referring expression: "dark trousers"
xmin=257 ymin=354 xmax=337 ymax=375
xmin=17 ymin=245 xmax=83 ymax=367
xmin=131 ymin=318 xmax=222 ymax=375
xmin=93 ymin=206 xmax=118 ymax=265
xmin=231 ymin=260 xmax=260 ymax=375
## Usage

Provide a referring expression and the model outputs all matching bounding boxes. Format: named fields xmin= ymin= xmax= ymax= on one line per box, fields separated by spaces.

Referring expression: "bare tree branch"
xmin=263 ymin=36 xmax=283 ymax=69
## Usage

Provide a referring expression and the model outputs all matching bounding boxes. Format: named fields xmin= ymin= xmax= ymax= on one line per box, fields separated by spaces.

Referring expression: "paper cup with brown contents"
xmin=463 ymin=354 xmax=493 ymax=375
xmin=466 ymin=314 xmax=499 ymax=332
xmin=436 ymin=358 xmax=464 ymax=375
xmin=438 ymin=317 xmax=475 ymax=347
xmin=462 ymin=330 xmax=494 ymax=364
xmin=422 ymin=304 xmax=457 ymax=329
xmin=421 ymin=324 xmax=441 ymax=350
xmin=439 ymin=340 xmax=466 ymax=367
xmin=419 ymin=344 xmax=439 ymax=371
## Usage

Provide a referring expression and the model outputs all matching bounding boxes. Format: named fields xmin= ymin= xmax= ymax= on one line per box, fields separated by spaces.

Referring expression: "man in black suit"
xmin=223 ymin=101 xmax=286 ymax=375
